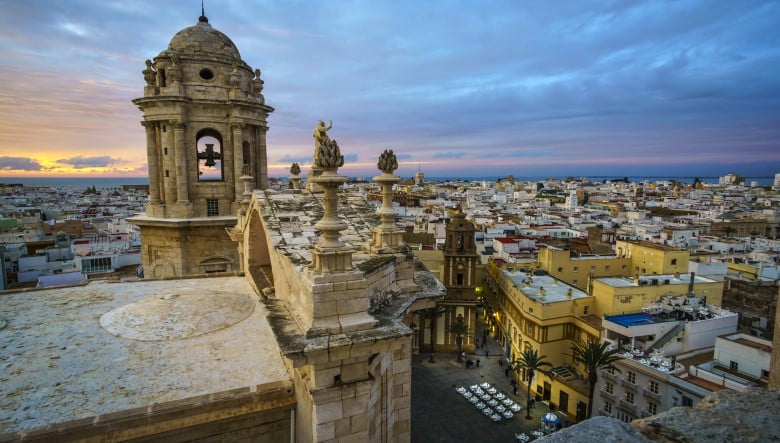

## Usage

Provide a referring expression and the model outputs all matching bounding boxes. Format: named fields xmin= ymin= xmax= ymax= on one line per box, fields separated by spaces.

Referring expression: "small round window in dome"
xmin=199 ymin=68 xmax=214 ymax=80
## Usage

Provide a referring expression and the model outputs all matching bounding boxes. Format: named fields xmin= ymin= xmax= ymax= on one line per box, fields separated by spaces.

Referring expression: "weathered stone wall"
xmin=536 ymin=388 xmax=780 ymax=443
xmin=137 ymin=221 xmax=238 ymax=278
xmin=0 ymin=381 xmax=295 ymax=443
xmin=722 ymin=278 xmax=778 ymax=339
xmin=769 ymin=289 xmax=780 ymax=390
xmin=280 ymin=335 xmax=412 ymax=442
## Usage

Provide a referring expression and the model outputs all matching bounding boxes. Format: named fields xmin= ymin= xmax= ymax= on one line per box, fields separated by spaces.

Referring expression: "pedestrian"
xmin=513 ymin=384 xmax=518 ymax=395
xmin=498 ymin=357 xmax=503 ymax=367
xmin=476 ymin=358 xmax=480 ymax=367
xmin=484 ymin=348 xmax=489 ymax=358
xmin=504 ymin=367 xmax=510 ymax=377
xmin=530 ymin=398 xmax=535 ymax=409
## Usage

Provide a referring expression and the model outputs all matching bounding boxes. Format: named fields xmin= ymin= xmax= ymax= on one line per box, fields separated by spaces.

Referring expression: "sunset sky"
xmin=0 ymin=0 xmax=778 ymax=178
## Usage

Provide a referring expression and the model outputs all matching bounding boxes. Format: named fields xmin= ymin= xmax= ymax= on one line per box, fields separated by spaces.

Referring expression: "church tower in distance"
xmin=130 ymin=14 xmax=273 ymax=278
xmin=439 ymin=208 xmax=479 ymax=352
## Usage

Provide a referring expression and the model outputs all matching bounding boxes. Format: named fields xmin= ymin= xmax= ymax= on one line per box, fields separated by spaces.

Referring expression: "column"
xmin=256 ymin=124 xmax=268 ymax=189
xmin=141 ymin=121 xmax=161 ymax=203
xmin=172 ymin=121 xmax=189 ymax=203
xmin=162 ymin=123 xmax=176 ymax=205
xmin=231 ymin=123 xmax=244 ymax=203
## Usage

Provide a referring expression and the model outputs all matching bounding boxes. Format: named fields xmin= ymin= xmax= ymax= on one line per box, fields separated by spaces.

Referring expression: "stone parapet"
xmin=536 ymin=388 xmax=780 ymax=443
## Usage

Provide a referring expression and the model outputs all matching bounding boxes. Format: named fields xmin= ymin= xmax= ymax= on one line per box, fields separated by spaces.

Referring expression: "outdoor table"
xmin=495 ymin=393 xmax=505 ymax=399
xmin=490 ymin=414 xmax=502 ymax=422
xmin=503 ymin=411 xmax=513 ymax=419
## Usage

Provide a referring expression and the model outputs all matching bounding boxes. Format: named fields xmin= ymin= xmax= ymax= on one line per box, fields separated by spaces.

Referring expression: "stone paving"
xmin=411 ymin=319 xmax=567 ymax=442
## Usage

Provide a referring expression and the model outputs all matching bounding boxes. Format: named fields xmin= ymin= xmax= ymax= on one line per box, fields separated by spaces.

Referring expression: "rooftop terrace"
xmin=502 ymin=270 xmax=588 ymax=303
xmin=0 ymin=277 xmax=289 ymax=434
xmin=597 ymin=273 xmax=716 ymax=288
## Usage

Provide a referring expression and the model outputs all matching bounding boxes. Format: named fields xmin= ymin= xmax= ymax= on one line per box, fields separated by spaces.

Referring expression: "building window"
xmin=590 ymin=266 xmax=596 ymax=272
xmin=647 ymin=402 xmax=657 ymax=415
xmin=82 ymin=256 xmax=112 ymax=273
xmin=605 ymin=265 xmax=611 ymax=271
xmin=604 ymin=401 xmax=612 ymax=413
xmin=605 ymin=382 xmax=614 ymax=394
xmin=649 ymin=380 xmax=659 ymax=394
xmin=456 ymin=273 xmax=464 ymax=285
xmin=607 ymin=366 xmax=616 ymax=375
xmin=671 ymin=259 xmax=677 ymax=265
xmin=557 ymin=267 xmax=563 ymax=272
xmin=625 ymin=391 xmax=634 ymax=404
xmin=242 ymin=141 xmax=251 ymax=166
xmin=164 ymin=148 xmax=168 ymax=155
xmin=206 ymin=199 xmax=219 ymax=216
xmin=573 ymin=266 xmax=579 ymax=272
xmin=583 ymin=306 xmax=589 ymax=315
xmin=196 ymin=128 xmax=224 ymax=181
xmin=681 ymin=396 xmax=693 ymax=407
xmin=729 ymin=361 xmax=738 ymax=371
xmin=627 ymin=371 xmax=636 ymax=384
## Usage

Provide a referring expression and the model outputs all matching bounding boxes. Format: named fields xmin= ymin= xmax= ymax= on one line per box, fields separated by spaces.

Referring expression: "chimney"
xmin=688 ymin=272 xmax=695 ymax=293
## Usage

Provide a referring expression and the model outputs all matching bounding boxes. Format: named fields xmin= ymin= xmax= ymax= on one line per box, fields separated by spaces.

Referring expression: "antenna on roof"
xmin=199 ymin=0 xmax=208 ymax=23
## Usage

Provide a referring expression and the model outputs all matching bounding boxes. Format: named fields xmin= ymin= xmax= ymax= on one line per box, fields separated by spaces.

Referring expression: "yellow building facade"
xmin=484 ymin=259 xmax=600 ymax=421
xmin=590 ymin=274 xmax=724 ymax=317
xmin=615 ymin=240 xmax=690 ymax=275
xmin=538 ymin=246 xmax=631 ymax=290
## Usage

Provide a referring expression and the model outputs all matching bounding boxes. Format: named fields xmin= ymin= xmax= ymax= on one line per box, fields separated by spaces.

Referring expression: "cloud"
xmin=56 ymin=155 xmax=118 ymax=169
xmin=343 ymin=153 xmax=358 ymax=163
xmin=433 ymin=152 xmax=467 ymax=159
xmin=279 ymin=155 xmax=312 ymax=163
xmin=0 ymin=156 xmax=43 ymax=171
xmin=396 ymin=153 xmax=413 ymax=160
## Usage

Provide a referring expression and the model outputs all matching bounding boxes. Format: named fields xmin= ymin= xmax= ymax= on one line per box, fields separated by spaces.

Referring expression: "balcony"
xmin=619 ymin=399 xmax=637 ymax=414
xmin=599 ymin=389 xmax=615 ymax=400
xmin=640 ymin=409 xmax=655 ymax=418
xmin=601 ymin=370 xmax=617 ymax=382
xmin=599 ymin=408 xmax=613 ymax=417
xmin=621 ymin=379 xmax=638 ymax=391
xmin=642 ymin=388 xmax=661 ymax=401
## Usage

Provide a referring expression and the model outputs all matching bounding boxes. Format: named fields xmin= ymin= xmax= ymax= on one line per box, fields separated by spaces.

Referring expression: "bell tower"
xmin=436 ymin=208 xmax=479 ymax=352
xmin=130 ymin=14 xmax=274 ymax=278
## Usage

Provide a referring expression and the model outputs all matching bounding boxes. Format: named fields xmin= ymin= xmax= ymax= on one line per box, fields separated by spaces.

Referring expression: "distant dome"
xmin=167 ymin=21 xmax=241 ymax=61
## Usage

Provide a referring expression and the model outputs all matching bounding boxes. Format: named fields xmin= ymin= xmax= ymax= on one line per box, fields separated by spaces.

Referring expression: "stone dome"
xmin=167 ymin=20 xmax=241 ymax=61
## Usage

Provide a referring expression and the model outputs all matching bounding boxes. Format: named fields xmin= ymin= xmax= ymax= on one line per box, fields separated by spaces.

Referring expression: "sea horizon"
xmin=0 ymin=175 xmax=775 ymax=188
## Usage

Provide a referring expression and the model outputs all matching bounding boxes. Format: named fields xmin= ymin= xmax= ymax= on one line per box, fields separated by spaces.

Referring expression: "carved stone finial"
xmin=241 ymin=164 xmax=252 ymax=176
xmin=252 ymin=68 xmax=264 ymax=95
xmin=377 ymin=149 xmax=399 ymax=173
xmin=315 ymin=139 xmax=344 ymax=169
xmin=143 ymin=59 xmax=156 ymax=86
xmin=290 ymin=162 xmax=301 ymax=175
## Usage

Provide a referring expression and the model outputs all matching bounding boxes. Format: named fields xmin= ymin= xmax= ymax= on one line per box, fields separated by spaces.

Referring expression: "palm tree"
xmin=418 ymin=306 xmax=448 ymax=363
xmin=511 ymin=348 xmax=552 ymax=419
xmin=448 ymin=316 xmax=471 ymax=362
xmin=571 ymin=339 xmax=623 ymax=419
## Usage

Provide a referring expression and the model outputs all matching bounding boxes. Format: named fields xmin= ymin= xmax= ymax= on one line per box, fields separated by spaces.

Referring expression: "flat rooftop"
xmin=597 ymin=273 xmax=717 ymax=288
xmin=0 ymin=277 xmax=289 ymax=434
xmin=502 ymin=270 xmax=588 ymax=303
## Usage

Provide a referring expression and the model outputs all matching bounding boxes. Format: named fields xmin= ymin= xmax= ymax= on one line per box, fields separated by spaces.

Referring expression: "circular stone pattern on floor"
xmin=100 ymin=290 xmax=255 ymax=341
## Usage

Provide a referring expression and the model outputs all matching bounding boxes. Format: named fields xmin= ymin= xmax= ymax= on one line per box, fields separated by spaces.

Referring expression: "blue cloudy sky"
xmin=0 ymin=0 xmax=778 ymax=178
